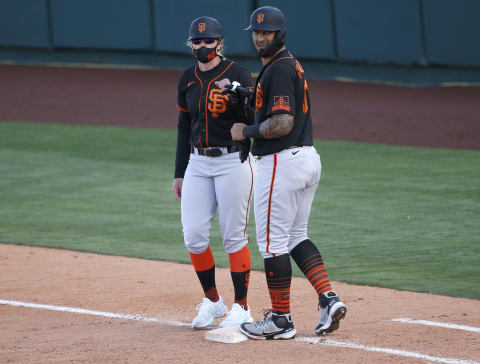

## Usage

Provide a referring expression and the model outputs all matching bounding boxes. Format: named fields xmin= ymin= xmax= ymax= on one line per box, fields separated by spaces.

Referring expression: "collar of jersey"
xmin=195 ymin=59 xmax=229 ymax=78
xmin=263 ymin=49 xmax=291 ymax=68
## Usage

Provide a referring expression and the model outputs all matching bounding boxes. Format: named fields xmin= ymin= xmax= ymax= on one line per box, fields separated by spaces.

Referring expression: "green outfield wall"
xmin=1 ymin=0 xmax=480 ymax=67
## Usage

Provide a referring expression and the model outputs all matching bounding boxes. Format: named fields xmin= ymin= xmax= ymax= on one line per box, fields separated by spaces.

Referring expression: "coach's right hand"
xmin=172 ymin=178 xmax=183 ymax=201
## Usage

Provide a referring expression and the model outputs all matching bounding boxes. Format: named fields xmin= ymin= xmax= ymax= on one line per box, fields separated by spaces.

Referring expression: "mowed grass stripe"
xmin=1 ymin=121 xmax=479 ymax=298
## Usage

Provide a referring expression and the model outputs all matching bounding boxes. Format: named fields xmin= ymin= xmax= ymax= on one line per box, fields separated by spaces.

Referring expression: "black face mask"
xmin=194 ymin=47 xmax=218 ymax=63
xmin=258 ymin=31 xmax=286 ymax=58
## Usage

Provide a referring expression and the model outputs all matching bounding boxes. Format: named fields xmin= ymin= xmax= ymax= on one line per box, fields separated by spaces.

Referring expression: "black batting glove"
xmin=232 ymin=139 xmax=251 ymax=163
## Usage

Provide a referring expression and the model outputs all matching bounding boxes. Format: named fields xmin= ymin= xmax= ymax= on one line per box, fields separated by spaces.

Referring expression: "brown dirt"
xmin=1 ymin=244 xmax=478 ymax=363
xmin=1 ymin=64 xmax=480 ymax=149
xmin=1 ymin=64 xmax=479 ymax=362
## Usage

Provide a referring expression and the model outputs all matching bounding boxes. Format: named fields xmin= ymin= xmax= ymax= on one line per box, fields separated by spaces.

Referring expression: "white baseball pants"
xmin=254 ymin=146 xmax=321 ymax=258
xmin=181 ymin=151 xmax=255 ymax=254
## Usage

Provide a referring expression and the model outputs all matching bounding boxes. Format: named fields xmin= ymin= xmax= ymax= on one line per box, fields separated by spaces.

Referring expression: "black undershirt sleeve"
xmin=245 ymin=105 xmax=255 ymax=125
xmin=174 ymin=111 xmax=191 ymax=178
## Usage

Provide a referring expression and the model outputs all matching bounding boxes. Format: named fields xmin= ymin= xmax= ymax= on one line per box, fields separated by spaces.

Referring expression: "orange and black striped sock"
xmin=229 ymin=245 xmax=251 ymax=309
xmin=265 ymin=253 xmax=292 ymax=315
xmin=291 ymin=239 xmax=332 ymax=295
xmin=189 ymin=246 xmax=219 ymax=302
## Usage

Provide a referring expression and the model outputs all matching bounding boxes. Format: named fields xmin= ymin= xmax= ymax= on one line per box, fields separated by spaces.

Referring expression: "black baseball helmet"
xmin=189 ymin=16 xmax=223 ymax=40
xmin=245 ymin=6 xmax=286 ymax=32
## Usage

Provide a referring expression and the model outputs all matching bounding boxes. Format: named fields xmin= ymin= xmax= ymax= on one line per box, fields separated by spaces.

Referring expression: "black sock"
xmin=264 ymin=254 xmax=292 ymax=315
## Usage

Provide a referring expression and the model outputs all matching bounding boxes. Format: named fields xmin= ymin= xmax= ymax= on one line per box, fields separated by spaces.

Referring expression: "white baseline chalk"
xmin=392 ymin=318 xmax=480 ymax=333
xmin=0 ymin=299 xmax=189 ymax=327
xmin=1 ymin=299 xmax=478 ymax=364
xmin=297 ymin=337 xmax=479 ymax=364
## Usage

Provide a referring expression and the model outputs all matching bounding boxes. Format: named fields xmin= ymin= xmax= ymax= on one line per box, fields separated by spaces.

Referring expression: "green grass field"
xmin=1 ymin=121 xmax=479 ymax=299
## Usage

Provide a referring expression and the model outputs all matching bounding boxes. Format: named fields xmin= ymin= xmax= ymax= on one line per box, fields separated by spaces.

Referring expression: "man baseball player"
xmin=229 ymin=6 xmax=347 ymax=340
xmin=172 ymin=16 xmax=255 ymax=329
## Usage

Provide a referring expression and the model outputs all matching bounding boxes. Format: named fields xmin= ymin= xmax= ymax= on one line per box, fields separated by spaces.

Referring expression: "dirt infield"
xmin=2 ymin=64 xmax=480 ymax=149
xmin=1 ymin=64 xmax=480 ymax=362
xmin=1 ymin=244 xmax=479 ymax=363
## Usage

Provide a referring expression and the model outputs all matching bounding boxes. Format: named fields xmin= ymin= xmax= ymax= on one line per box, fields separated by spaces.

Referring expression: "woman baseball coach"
xmin=172 ymin=16 xmax=255 ymax=329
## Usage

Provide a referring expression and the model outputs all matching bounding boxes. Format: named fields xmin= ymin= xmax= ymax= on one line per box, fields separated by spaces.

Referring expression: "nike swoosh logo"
xmin=292 ymin=150 xmax=299 ymax=155
xmin=262 ymin=329 xmax=279 ymax=335
xmin=187 ymin=81 xmax=196 ymax=87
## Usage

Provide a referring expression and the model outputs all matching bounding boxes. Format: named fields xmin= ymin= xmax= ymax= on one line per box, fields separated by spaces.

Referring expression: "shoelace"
xmin=195 ymin=303 xmax=205 ymax=312
xmin=225 ymin=305 xmax=245 ymax=317
xmin=196 ymin=302 xmax=214 ymax=314
xmin=254 ymin=309 xmax=273 ymax=328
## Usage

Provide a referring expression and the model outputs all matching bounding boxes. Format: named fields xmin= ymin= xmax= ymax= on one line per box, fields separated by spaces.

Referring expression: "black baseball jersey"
xmin=251 ymin=49 xmax=313 ymax=156
xmin=174 ymin=59 xmax=253 ymax=178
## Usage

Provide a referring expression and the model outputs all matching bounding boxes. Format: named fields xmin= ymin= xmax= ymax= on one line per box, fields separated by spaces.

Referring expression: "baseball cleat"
xmin=315 ymin=290 xmax=347 ymax=335
xmin=192 ymin=296 xmax=228 ymax=330
xmin=218 ymin=303 xmax=254 ymax=328
xmin=240 ymin=309 xmax=296 ymax=340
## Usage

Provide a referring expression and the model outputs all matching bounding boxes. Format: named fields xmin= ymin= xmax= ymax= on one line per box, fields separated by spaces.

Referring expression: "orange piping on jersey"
xmin=194 ymin=66 xmax=205 ymax=146
xmin=205 ymin=61 xmax=234 ymax=147
xmin=268 ymin=56 xmax=294 ymax=70
xmin=266 ymin=154 xmax=277 ymax=254
xmin=177 ymin=104 xmax=189 ymax=112
xmin=243 ymin=155 xmax=254 ymax=238
xmin=194 ymin=66 xmax=204 ymax=114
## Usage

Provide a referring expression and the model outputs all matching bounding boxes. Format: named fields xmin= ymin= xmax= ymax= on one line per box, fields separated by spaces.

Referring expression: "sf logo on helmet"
xmin=198 ymin=22 xmax=206 ymax=33
xmin=256 ymin=13 xmax=264 ymax=23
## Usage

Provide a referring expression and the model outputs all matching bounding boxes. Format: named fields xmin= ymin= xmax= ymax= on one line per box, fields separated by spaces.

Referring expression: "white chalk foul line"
xmin=392 ymin=318 xmax=480 ymax=333
xmin=296 ymin=337 xmax=479 ymax=364
xmin=0 ymin=299 xmax=189 ymax=327
xmin=1 ymin=299 xmax=478 ymax=364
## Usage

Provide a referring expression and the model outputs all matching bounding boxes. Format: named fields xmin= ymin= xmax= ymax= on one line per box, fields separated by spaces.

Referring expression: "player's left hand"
xmin=232 ymin=139 xmax=251 ymax=163
xmin=222 ymin=82 xmax=251 ymax=106
xmin=231 ymin=123 xmax=247 ymax=141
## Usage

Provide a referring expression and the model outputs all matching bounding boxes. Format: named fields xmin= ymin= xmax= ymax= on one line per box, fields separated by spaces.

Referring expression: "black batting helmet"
xmin=189 ymin=16 xmax=223 ymax=40
xmin=245 ymin=6 xmax=286 ymax=32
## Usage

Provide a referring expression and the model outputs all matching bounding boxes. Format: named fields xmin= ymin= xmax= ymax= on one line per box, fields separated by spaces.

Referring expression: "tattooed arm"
xmin=259 ymin=114 xmax=294 ymax=139
xmin=231 ymin=114 xmax=294 ymax=141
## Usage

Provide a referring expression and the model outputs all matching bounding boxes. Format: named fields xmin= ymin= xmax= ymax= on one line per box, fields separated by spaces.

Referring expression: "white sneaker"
xmin=192 ymin=296 xmax=228 ymax=330
xmin=218 ymin=303 xmax=254 ymax=328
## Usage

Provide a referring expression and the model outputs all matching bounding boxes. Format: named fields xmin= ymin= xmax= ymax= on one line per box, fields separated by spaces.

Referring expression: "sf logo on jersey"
xmin=208 ymin=89 xmax=230 ymax=118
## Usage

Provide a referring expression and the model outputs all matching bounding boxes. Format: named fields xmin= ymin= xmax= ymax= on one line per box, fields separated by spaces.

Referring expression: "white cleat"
xmin=218 ymin=303 xmax=254 ymax=328
xmin=192 ymin=296 xmax=228 ymax=330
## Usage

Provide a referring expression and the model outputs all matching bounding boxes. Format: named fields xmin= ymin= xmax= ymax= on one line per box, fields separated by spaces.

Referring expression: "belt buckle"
xmin=206 ymin=148 xmax=222 ymax=157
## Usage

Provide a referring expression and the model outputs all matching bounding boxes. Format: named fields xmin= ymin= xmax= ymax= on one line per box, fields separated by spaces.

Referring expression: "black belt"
xmin=191 ymin=146 xmax=234 ymax=157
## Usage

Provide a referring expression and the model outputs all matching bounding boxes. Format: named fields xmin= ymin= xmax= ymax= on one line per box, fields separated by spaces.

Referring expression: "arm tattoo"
xmin=259 ymin=114 xmax=294 ymax=139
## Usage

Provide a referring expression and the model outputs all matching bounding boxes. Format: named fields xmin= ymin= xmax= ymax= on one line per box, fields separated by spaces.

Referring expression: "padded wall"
xmin=257 ymin=0 xmax=336 ymax=59
xmin=422 ymin=0 xmax=480 ymax=66
xmin=0 ymin=0 xmax=50 ymax=48
xmin=50 ymin=0 xmax=152 ymax=50
xmin=334 ymin=0 xmax=424 ymax=64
